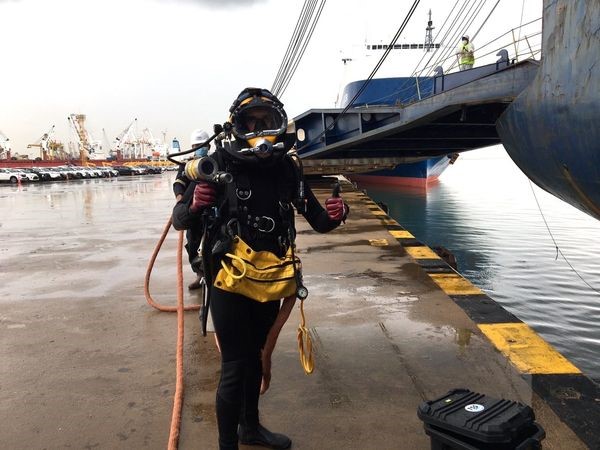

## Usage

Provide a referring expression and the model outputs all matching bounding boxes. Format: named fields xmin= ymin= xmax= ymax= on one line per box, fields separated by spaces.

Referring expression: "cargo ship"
xmin=337 ymin=75 xmax=456 ymax=186
xmin=336 ymin=12 xmax=455 ymax=186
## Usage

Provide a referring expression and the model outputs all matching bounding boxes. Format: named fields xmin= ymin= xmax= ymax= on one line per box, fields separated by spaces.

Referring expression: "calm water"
xmin=361 ymin=146 xmax=600 ymax=381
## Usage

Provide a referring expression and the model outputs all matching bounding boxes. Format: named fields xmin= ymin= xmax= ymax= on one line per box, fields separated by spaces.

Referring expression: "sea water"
xmin=362 ymin=145 xmax=600 ymax=381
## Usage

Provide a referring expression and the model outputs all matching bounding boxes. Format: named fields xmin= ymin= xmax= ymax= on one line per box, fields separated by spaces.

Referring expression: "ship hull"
xmin=497 ymin=0 xmax=600 ymax=219
xmin=340 ymin=77 xmax=453 ymax=185
xmin=349 ymin=155 xmax=450 ymax=186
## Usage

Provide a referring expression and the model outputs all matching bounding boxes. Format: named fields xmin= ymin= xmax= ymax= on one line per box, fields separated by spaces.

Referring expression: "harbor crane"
xmin=140 ymin=127 xmax=166 ymax=159
xmin=0 ymin=130 xmax=11 ymax=159
xmin=27 ymin=125 xmax=56 ymax=160
xmin=114 ymin=119 xmax=137 ymax=159
xmin=68 ymin=114 xmax=94 ymax=165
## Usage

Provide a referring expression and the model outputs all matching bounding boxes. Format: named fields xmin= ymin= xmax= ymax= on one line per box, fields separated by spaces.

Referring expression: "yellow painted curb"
xmin=388 ymin=230 xmax=415 ymax=239
xmin=371 ymin=210 xmax=387 ymax=216
xmin=429 ymin=273 xmax=483 ymax=295
xmin=479 ymin=323 xmax=582 ymax=374
xmin=405 ymin=246 xmax=441 ymax=260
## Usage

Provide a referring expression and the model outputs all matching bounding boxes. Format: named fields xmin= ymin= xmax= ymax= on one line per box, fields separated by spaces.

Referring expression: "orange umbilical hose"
xmin=144 ymin=217 xmax=201 ymax=312
xmin=169 ymin=229 xmax=185 ymax=449
xmin=144 ymin=217 xmax=202 ymax=449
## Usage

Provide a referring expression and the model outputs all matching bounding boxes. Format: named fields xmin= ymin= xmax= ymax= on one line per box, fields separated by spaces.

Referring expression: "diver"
xmin=172 ymin=128 xmax=211 ymax=290
xmin=172 ymin=88 xmax=348 ymax=450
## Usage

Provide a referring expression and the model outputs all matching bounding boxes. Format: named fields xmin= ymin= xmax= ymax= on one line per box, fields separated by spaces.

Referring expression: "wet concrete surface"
xmin=0 ymin=175 xmax=585 ymax=449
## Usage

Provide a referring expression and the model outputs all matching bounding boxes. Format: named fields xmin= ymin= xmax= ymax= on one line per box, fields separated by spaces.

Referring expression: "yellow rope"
xmin=297 ymin=300 xmax=314 ymax=374
xmin=220 ymin=253 xmax=247 ymax=280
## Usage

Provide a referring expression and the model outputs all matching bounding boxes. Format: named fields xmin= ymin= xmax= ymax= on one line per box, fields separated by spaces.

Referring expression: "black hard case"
xmin=417 ymin=389 xmax=545 ymax=449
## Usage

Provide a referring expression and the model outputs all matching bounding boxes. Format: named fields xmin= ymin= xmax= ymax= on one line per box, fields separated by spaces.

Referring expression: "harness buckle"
xmin=226 ymin=218 xmax=241 ymax=237
xmin=256 ymin=216 xmax=276 ymax=233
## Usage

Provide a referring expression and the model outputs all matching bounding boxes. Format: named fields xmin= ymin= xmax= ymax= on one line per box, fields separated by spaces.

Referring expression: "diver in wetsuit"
xmin=173 ymin=129 xmax=211 ymax=289
xmin=172 ymin=88 xmax=348 ymax=450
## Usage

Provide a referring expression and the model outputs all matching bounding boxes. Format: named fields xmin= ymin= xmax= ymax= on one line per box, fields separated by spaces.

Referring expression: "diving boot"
xmin=188 ymin=274 xmax=202 ymax=290
xmin=238 ymin=424 xmax=291 ymax=449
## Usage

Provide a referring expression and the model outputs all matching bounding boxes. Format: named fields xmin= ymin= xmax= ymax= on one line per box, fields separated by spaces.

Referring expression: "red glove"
xmin=325 ymin=197 xmax=346 ymax=221
xmin=190 ymin=182 xmax=217 ymax=213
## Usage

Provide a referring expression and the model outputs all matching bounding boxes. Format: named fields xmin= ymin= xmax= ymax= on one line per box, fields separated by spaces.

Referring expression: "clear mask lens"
xmin=236 ymin=105 xmax=284 ymax=135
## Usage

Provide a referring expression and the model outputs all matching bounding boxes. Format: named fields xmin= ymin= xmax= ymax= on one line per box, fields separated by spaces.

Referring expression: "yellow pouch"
xmin=214 ymin=235 xmax=299 ymax=302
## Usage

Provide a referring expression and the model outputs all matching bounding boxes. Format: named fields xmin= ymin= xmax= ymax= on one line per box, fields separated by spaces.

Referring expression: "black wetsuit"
xmin=172 ymin=148 xmax=342 ymax=449
xmin=173 ymin=164 xmax=203 ymax=272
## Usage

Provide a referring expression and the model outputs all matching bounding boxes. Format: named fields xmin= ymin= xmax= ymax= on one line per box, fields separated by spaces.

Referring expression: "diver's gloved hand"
xmin=325 ymin=196 xmax=347 ymax=221
xmin=190 ymin=181 xmax=217 ymax=213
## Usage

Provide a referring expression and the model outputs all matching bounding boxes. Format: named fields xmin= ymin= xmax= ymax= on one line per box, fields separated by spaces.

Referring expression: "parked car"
xmin=139 ymin=165 xmax=163 ymax=174
xmin=79 ymin=167 xmax=100 ymax=178
xmin=98 ymin=167 xmax=119 ymax=177
xmin=67 ymin=166 xmax=92 ymax=178
xmin=26 ymin=167 xmax=51 ymax=181
xmin=33 ymin=167 xmax=63 ymax=181
xmin=113 ymin=166 xmax=137 ymax=175
xmin=0 ymin=168 xmax=28 ymax=183
xmin=17 ymin=168 xmax=41 ymax=181
xmin=56 ymin=166 xmax=83 ymax=179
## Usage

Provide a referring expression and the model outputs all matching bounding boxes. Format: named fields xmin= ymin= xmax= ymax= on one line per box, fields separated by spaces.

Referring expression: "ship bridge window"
xmin=410 ymin=44 xmax=418 ymax=49
xmin=418 ymin=44 xmax=424 ymax=49
xmin=402 ymin=44 xmax=409 ymax=49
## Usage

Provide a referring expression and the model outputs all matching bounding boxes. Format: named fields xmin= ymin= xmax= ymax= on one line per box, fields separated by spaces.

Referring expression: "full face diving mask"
xmin=230 ymin=89 xmax=288 ymax=151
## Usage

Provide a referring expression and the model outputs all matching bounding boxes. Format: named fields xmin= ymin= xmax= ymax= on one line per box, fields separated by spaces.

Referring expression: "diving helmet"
xmin=229 ymin=88 xmax=287 ymax=147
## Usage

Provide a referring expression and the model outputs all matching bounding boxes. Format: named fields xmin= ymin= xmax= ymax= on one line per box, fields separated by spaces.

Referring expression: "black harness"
xmin=197 ymin=147 xmax=307 ymax=335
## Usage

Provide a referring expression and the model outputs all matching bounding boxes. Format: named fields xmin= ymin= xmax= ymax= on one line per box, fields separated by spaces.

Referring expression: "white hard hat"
xmin=462 ymin=35 xmax=469 ymax=41
xmin=190 ymin=129 xmax=210 ymax=146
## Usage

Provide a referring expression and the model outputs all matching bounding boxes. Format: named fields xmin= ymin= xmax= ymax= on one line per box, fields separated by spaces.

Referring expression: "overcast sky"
xmin=0 ymin=0 xmax=542 ymax=154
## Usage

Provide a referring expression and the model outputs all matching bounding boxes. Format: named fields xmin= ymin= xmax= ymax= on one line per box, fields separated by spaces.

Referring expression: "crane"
xmin=101 ymin=128 xmax=117 ymax=162
xmin=27 ymin=125 xmax=56 ymax=160
xmin=68 ymin=113 xmax=93 ymax=165
xmin=114 ymin=119 xmax=137 ymax=160
xmin=0 ymin=130 xmax=11 ymax=159
xmin=141 ymin=127 xmax=163 ymax=159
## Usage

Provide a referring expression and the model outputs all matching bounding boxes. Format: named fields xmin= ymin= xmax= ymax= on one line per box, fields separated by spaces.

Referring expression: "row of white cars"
xmin=0 ymin=166 xmax=119 ymax=183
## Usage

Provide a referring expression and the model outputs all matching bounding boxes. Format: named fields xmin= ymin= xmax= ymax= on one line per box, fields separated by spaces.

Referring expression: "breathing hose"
xmin=144 ymin=217 xmax=201 ymax=450
xmin=144 ymin=217 xmax=201 ymax=313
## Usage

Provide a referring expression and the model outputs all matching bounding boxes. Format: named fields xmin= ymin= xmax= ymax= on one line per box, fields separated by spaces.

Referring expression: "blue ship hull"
xmin=340 ymin=77 xmax=453 ymax=184
xmin=349 ymin=155 xmax=452 ymax=186
xmin=497 ymin=0 xmax=600 ymax=220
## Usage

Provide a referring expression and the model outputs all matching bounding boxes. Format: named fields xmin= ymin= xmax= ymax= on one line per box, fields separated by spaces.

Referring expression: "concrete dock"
xmin=1 ymin=174 xmax=598 ymax=449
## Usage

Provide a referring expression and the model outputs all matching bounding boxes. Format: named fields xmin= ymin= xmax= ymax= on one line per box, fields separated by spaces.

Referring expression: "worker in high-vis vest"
xmin=457 ymin=35 xmax=475 ymax=70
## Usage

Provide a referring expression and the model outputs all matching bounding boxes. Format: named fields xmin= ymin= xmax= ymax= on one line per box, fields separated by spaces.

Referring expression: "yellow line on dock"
xmin=405 ymin=246 xmax=441 ymax=260
xmin=388 ymin=230 xmax=415 ymax=239
xmin=478 ymin=323 xmax=582 ymax=374
xmin=371 ymin=210 xmax=388 ymax=216
xmin=428 ymin=273 xmax=483 ymax=295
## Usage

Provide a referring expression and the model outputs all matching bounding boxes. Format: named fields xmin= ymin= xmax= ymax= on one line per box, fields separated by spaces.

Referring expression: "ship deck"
xmin=294 ymin=60 xmax=539 ymax=176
